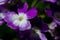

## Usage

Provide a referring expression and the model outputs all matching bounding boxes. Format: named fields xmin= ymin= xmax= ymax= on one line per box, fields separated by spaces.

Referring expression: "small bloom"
xmin=45 ymin=9 xmax=60 ymax=25
xmin=4 ymin=3 xmax=37 ymax=31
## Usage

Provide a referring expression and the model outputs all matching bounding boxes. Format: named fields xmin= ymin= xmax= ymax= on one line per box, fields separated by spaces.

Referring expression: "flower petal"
xmin=45 ymin=0 xmax=56 ymax=3
xmin=0 ymin=0 xmax=7 ymax=5
xmin=48 ymin=22 xmax=57 ymax=30
xmin=7 ymin=22 xmax=18 ymax=30
xmin=0 ymin=13 xmax=5 ymax=20
xmin=4 ymin=12 xmax=18 ymax=23
xmin=18 ymin=3 xmax=28 ymax=13
xmin=45 ymin=10 xmax=53 ymax=17
xmin=19 ymin=21 xmax=31 ymax=31
xmin=41 ymin=23 xmax=49 ymax=32
xmin=0 ymin=20 xmax=3 ymax=26
xmin=35 ymin=30 xmax=47 ymax=40
xmin=26 ymin=7 xmax=37 ymax=19
xmin=54 ymin=19 xmax=60 ymax=25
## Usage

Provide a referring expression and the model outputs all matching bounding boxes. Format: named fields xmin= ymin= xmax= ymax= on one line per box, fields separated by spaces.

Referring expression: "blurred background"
xmin=0 ymin=0 xmax=60 ymax=40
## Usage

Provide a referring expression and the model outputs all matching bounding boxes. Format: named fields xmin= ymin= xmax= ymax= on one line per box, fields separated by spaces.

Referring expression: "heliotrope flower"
xmin=4 ymin=3 xmax=37 ymax=31
xmin=0 ymin=0 xmax=8 ymax=5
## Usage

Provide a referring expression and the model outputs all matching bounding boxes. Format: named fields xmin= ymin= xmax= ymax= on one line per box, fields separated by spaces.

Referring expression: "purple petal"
xmin=36 ymin=30 xmax=47 ymax=40
xmin=7 ymin=22 xmax=18 ymax=30
xmin=26 ymin=7 xmax=37 ymax=19
xmin=0 ymin=0 xmax=7 ymax=5
xmin=0 ymin=20 xmax=3 ymax=26
xmin=4 ymin=12 xmax=17 ymax=23
xmin=43 ymin=0 xmax=56 ymax=3
xmin=45 ymin=0 xmax=56 ymax=3
xmin=48 ymin=22 xmax=57 ymax=30
xmin=40 ymin=33 xmax=47 ymax=40
xmin=18 ymin=3 xmax=28 ymax=13
xmin=0 ymin=4 xmax=7 ymax=12
xmin=19 ymin=21 xmax=31 ymax=31
xmin=41 ymin=23 xmax=49 ymax=32
xmin=0 ymin=13 xmax=5 ymax=20
xmin=54 ymin=12 xmax=60 ymax=21
xmin=54 ymin=19 xmax=60 ymax=25
xmin=45 ymin=10 xmax=53 ymax=17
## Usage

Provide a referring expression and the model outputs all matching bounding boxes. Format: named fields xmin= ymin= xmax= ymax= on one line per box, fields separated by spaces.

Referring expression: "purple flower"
xmin=0 ymin=0 xmax=7 ymax=5
xmin=45 ymin=9 xmax=60 ymax=25
xmin=48 ymin=22 xmax=57 ymax=30
xmin=45 ymin=10 xmax=53 ymax=17
xmin=4 ymin=3 xmax=37 ymax=31
xmin=53 ymin=12 xmax=60 ymax=25
xmin=42 ymin=0 xmax=57 ymax=3
xmin=35 ymin=29 xmax=47 ymax=40
xmin=0 ymin=4 xmax=7 ymax=12
xmin=0 ymin=4 xmax=8 ymax=26
xmin=41 ymin=23 xmax=49 ymax=32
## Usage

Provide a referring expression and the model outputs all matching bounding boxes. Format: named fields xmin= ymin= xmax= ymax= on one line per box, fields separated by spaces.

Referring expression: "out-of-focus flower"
xmin=0 ymin=20 xmax=3 ymax=26
xmin=45 ymin=9 xmax=60 ymax=25
xmin=54 ymin=19 xmax=60 ymax=25
xmin=48 ymin=22 xmax=57 ymax=30
xmin=0 ymin=4 xmax=8 ymax=26
xmin=0 ymin=3 xmax=8 ymax=12
xmin=4 ymin=3 xmax=37 ymax=31
xmin=0 ymin=0 xmax=8 ymax=5
xmin=45 ymin=10 xmax=53 ymax=17
xmin=34 ymin=29 xmax=47 ymax=40
xmin=53 ymin=12 xmax=60 ymax=25
xmin=41 ymin=23 xmax=49 ymax=32
xmin=31 ymin=17 xmax=49 ymax=32
xmin=0 ymin=13 xmax=5 ymax=26
xmin=42 ymin=0 xmax=57 ymax=3
xmin=45 ymin=0 xmax=56 ymax=3
xmin=0 ymin=13 xmax=5 ymax=19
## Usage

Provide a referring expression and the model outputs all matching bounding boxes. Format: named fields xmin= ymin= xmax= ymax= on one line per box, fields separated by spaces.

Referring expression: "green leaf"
xmin=36 ymin=2 xmax=48 ymax=10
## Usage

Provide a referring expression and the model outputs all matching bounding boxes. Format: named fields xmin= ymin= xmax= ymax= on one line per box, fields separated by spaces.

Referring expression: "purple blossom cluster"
xmin=0 ymin=0 xmax=60 ymax=40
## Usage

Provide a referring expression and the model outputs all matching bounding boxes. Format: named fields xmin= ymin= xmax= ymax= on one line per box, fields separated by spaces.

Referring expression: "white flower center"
xmin=13 ymin=13 xmax=28 ymax=27
xmin=18 ymin=13 xmax=28 ymax=21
